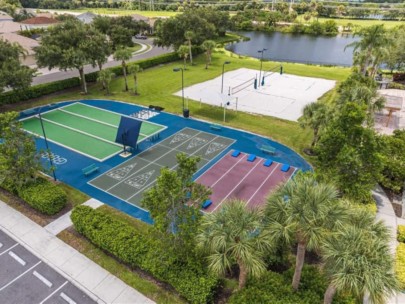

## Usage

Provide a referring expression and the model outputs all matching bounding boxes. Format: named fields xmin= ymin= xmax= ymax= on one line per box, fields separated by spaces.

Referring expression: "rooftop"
xmin=20 ymin=16 xmax=58 ymax=25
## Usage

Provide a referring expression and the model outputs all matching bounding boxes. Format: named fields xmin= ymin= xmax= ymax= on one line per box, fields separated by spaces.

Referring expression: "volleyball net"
xmin=262 ymin=65 xmax=282 ymax=84
xmin=229 ymin=77 xmax=256 ymax=95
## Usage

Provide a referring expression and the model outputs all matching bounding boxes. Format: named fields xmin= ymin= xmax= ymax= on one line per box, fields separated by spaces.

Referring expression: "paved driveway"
xmin=0 ymin=229 xmax=96 ymax=304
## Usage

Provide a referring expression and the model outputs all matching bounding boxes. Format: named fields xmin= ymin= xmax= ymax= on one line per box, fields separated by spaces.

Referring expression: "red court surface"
xmin=196 ymin=152 xmax=296 ymax=212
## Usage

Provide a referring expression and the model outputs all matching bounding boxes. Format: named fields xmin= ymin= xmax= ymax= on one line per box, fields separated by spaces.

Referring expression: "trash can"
xmin=183 ymin=109 xmax=190 ymax=118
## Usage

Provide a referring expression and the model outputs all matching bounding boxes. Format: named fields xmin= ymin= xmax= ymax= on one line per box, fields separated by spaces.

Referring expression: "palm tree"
xmin=97 ymin=69 xmax=114 ymax=95
xmin=322 ymin=211 xmax=399 ymax=304
xmin=265 ymin=173 xmax=346 ymax=291
xmin=345 ymin=25 xmax=389 ymax=76
xmin=184 ymin=31 xmax=194 ymax=65
xmin=113 ymin=47 xmax=132 ymax=91
xmin=298 ymin=102 xmax=330 ymax=150
xmin=202 ymin=40 xmax=216 ymax=69
xmin=177 ymin=45 xmax=189 ymax=70
xmin=196 ymin=200 xmax=272 ymax=290
xmin=128 ymin=64 xmax=142 ymax=95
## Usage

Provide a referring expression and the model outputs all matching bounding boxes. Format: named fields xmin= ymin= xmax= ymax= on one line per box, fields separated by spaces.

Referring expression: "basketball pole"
xmin=37 ymin=110 xmax=57 ymax=181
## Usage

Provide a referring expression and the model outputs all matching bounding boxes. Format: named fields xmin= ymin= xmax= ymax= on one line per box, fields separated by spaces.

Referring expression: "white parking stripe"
xmin=0 ymin=242 xmax=3 ymax=248
xmin=60 ymin=292 xmax=77 ymax=304
xmin=0 ymin=261 xmax=41 ymax=291
xmin=33 ymin=271 xmax=53 ymax=288
xmin=39 ymin=281 xmax=68 ymax=304
xmin=8 ymin=251 xmax=26 ymax=266
xmin=0 ymin=243 xmax=18 ymax=256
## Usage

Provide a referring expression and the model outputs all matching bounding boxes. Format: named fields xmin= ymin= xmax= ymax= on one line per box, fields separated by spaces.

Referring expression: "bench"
xmin=280 ymin=164 xmax=290 ymax=172
xmin=202 ymin=200 xmax=212 ymax=209
xmin=231 ymin=150 xmax=240 ymax=157
xmin=263 ymin=159 xmax=273 ymax=167
xmin=260 ymin=145 xmax=276 ymax=155
xmin=247 ymin=154 xmax=256 ymax=162
xmin=82 ymin=163 xmax=99 ymax=176
xmin=210 ymin=124 xmax=222 ymax=131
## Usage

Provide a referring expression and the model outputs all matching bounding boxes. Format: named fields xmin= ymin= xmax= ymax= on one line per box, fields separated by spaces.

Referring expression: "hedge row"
xmin=1 ymin=177 xmax=67 ymax=215
xmin=230 ymin=265 xmax=355 ymax=304
xmin=0 ymin=52 xmax=178 ymax=105
xmin=71 ymin=205 xmax=218 ymax=304
xmin=397 ymin=243 xmax=405 ymax=290
xmin=398 ymin=225 xmax=405 ymax=243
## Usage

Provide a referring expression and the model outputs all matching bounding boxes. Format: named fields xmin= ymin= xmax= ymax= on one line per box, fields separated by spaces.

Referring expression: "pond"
xmin=226 ymin=31 xmax=360 ymax=66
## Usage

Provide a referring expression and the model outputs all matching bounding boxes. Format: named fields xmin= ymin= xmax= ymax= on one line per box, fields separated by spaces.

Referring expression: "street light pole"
xmin=221 ymin=61 xmax=231 ymax=94
xmin=173 ymin=67 xmax=187 ymax=117
xmin=37 ymin=110 xmax=57 ymax=181
xmin=257 ymin=48 xmax=267 ymax=87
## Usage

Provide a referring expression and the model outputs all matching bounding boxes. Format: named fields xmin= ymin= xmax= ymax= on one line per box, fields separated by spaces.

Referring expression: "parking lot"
xmin=0 ymin=229 xmax=97 ymax=304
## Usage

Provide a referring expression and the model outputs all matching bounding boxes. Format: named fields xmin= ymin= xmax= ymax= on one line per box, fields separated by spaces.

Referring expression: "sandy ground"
xmin=174 ymin=68 xmax=336 ymax=121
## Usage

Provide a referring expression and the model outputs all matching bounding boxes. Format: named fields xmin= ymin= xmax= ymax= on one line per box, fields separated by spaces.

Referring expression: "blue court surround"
xmin=27 ymin=99 xmax=311 ymax=224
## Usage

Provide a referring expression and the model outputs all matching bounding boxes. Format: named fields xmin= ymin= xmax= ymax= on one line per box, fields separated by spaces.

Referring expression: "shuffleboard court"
xmin=89 ymin=128 xmax=235 ymax=208
xmin=196 ymin=151 xmax=296 ymax=212
xmin=21 ymin=102 xmax=166 ymax=162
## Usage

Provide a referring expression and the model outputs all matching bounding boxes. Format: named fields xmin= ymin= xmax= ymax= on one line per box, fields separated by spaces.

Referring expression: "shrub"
xmin=398 ymin=225 xmax=405 ymax=243
xmin=388 ymin=82 xmax=405 ymax=90
xmin=396 ymin=243 xmax=405 ymax=289
xmin=230 ymin=265 xmax=355 ymax=304
xmin=18 ymin=178 xmax=67 ymax=215
xmin=71 ymin=205 xmax=219 ymax=304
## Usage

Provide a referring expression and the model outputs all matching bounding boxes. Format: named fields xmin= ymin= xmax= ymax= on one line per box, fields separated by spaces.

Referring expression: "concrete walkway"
xmin=45 ymin=198 xmax=104 ymax=236
xmin=0 ymin=200 xmax=154 ymax=304
xmin=373 ymin=185 xmax=405 ymax=304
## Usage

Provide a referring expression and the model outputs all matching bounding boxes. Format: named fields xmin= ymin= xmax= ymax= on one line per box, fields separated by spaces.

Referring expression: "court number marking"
xmin=41 ymin=153 xmax=67 ymax=165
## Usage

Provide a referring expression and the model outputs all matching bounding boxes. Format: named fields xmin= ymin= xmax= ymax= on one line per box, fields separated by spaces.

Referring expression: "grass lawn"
xmin=296 ymin=15 xmax=404 ymax=29
xmin=128 ymin=43 xmax=143 ymax=53
xmin=11 ymin=51 xmax=350 ymax=158
xmin=58 ymin=205 xmax=185 ymax=304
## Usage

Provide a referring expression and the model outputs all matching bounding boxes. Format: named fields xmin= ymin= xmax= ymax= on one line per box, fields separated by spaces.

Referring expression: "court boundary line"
xmin=156 ymin=143 xmax=213 ymax=162
xmin=77 ymin=102 xmax=166 ymax=129
xmin=213 ymin=157 xmax=263 ymax=212
xmin=203 ymin=153 xmax=248 ymax=189
xmin=88 ymin=127 xmax=234 ymax=209
xmin=88 ymin=128 xmax=206 ymax=211
xmin=245 ymin=163 xmax=280 ymax=206
xmin=23 ymin=129 xmax=116 ymax=162
xmin=60 ymin=106 xmax=163 ymax=140
xmin=74 ymin=102 xmax=168 ymax=143
xmin=103 ymin=130 xmax=203 ymax=192
xmin=126 ymin=135 xmax=221 ymax=202
xmin=88 ymin=127 xmax=203 ymax=183
xmin=58 ymin=108 xmax=117 ymax=128
xmin=39 ymin=116 xmax=122 ymax=148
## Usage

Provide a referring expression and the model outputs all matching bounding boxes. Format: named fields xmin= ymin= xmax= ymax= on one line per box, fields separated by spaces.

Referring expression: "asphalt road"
xmin=0 ymin=229 xmax=97 ymax=304
xmin=32 ymin=39 xmax=172 ymax=86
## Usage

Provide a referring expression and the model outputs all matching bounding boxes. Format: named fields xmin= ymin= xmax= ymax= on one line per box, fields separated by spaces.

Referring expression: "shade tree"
xmin=196 ymin=200 xmax=272 ymax=289
xmin=322 ymin=208 xmax=398 ymax=304
xmin=265 ymin=173 xmax=347 ymax=291
xmin=0 ymin=38 xmax=34 ymax=93
xmin=113 ymin=47 xmax=132 ymax=92
xmin=35 ymin=19 xmax=108 ymax=94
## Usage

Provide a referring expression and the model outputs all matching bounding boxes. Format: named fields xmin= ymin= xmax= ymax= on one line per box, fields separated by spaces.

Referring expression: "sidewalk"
xmin=0 ymin=200 xmax=154 ymax=304
xmin=373 ymin=185 xmax=405 ymax=304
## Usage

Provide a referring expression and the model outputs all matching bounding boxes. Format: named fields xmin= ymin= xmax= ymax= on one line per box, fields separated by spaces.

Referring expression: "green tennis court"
xmin=21 ymin=102 xmax=166 ymax=161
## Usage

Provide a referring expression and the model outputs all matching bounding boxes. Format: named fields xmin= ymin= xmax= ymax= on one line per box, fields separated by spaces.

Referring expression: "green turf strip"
xmin=43 ymin=110 xmax=118 ymax=142
xmin=63 ymin=103 xmax=164 ymax=136
xmin=22 ymin=117 xmax=122 ymax=160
